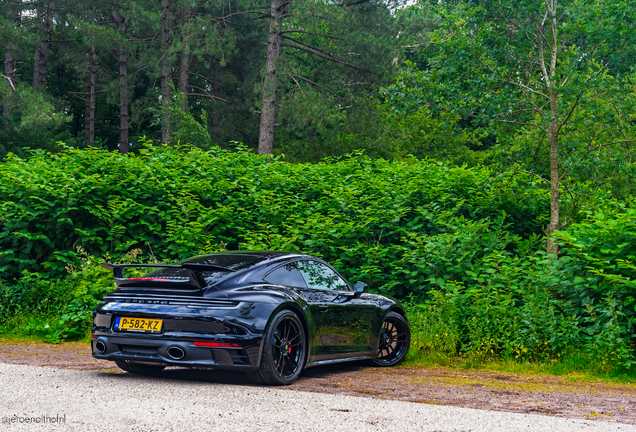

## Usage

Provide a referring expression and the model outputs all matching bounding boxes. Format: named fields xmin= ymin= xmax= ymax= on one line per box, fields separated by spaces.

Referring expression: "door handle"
xmin=319 ymin=306 xmax=330 ymax=312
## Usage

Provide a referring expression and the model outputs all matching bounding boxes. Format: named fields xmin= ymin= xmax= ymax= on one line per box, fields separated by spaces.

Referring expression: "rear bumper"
xmin=92 ymin=334 xmax=262 ymax=371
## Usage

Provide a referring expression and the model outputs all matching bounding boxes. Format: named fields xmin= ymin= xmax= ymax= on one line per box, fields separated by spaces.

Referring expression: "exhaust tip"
xmin=166 ymin=346 xmax=185 ymax=360
xmin=95 ymin=340 xmax=107 ymax=354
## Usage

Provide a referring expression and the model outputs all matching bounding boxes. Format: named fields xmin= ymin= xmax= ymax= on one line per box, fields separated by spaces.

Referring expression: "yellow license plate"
xmin=115 ymin=317 xmax=162 ymax=332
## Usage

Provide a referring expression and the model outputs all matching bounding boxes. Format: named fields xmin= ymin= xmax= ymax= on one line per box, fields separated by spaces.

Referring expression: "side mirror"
xmin=353 ymin=281 xmax=367 ymax=295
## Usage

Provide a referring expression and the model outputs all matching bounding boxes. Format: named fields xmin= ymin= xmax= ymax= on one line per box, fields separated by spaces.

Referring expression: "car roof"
xmin=180 ymin=251 xmax=308 ymax=266
xmin=176 ymin=251 xmax=315 ymax=286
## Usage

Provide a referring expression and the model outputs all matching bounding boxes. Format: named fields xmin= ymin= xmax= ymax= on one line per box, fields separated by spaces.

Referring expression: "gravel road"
xmin=1 ymin=363 xmax=633 ymax=432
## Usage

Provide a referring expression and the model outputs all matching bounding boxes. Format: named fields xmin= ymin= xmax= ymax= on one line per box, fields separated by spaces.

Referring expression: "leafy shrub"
xmin=0 ymin=249 xmax=144 ymax=342
xmin=0 ymin=145 xmax=549 ymax=295
xmin=403 ymin=210 xmax=636 ymax=372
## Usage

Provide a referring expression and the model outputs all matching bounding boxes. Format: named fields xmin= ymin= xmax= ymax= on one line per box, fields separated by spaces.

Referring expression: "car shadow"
xmin=99 ymin=360 xmax=370 ymax=387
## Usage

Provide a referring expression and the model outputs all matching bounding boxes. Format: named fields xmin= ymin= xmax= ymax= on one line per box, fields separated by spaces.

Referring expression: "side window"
xmin=264 ymin=263 xmax=308 ymax=288
xmin=296 ymin=261 xmax=348 ymax=291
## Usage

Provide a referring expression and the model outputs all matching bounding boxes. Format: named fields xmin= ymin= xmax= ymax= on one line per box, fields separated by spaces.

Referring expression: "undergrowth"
xmin=402 ymin=350 xmax=636 ymax=384
xmin=0 ymin=250 xmax=147 ymax=343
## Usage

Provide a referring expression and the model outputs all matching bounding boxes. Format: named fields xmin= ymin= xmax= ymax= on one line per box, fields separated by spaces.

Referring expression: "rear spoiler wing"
xmin=100 ymin=262 xmax=232 ymax=289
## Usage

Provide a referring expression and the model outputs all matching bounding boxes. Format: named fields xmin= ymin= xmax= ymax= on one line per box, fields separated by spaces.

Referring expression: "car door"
xmin=262 ymin=262 xmax=331 ymax=358
xmin=295 ymin=260 xmax=376 ymax=357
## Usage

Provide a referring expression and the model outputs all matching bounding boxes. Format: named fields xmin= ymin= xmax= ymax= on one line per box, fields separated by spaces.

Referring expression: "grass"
xmin=0 ymin=313 xmax=93 ymax=344
xmin=0 ymin=335 xmax=51 ymax=344
xmin=403 ymin=349 xmax=636 ymax=384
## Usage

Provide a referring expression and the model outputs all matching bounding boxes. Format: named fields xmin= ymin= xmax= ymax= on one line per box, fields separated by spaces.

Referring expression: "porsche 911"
xmin=92 ymin=251 xmax=410 ymax=385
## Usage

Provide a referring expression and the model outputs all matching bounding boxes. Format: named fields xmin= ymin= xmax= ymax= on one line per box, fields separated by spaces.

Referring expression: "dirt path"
xmin=1 ymin=339 xmax=635 ymax=425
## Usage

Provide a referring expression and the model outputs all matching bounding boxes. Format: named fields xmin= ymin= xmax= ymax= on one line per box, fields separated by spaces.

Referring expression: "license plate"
xmin=114 ymin=317 xmax=162 ymax=333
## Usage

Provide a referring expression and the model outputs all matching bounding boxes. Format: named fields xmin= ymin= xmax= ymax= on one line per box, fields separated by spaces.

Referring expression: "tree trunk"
xmin=3 ymin=6 xmax=17 ymax=129
xmin=3 ymin=44 xmax=15 ymax=125
xmin=113 ymin=9 xmax=130 ymax=154
xmin=84 ymin=44 xmax=96 ymax=144
xmin=33 ymin=0 xmax=53 ymax=91
xmin=544 ymin=0 xmax=560 ymax=256
xmin=546 ymin=88 xmax=560 ymax=255
xmin=213 ymin=73 xmax=223 ymax=142
xmin=258 ymin=0 xmax=292 ymax=155
xmin=161 ymin=0 xmax=172 ymax=144
xmin=178 ymin=6 xmax=191 ymax=112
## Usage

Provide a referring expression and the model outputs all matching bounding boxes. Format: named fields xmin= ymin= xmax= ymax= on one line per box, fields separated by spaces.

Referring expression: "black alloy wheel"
xmin=249 ymin=309 xmax=306 ymax=385
xmin=372 ymin=311 xmax=410 ymax=366
xmin=114 ymin=359 xmax=166 ymax=375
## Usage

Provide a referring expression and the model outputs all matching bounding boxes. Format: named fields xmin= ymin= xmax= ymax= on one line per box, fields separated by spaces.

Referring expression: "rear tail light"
xmin=125 ymin=278 xmax=172 ymax=281
xmin=194 ymin=341 xmax=242 ymax=348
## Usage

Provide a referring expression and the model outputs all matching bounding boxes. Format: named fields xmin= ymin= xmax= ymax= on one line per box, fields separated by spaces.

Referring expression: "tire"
xmin=371 ymin=311 xmax=410 ymax=367
xmin=115 ymin=359 xmax=166 ymax=375
xmin=248 ymin=309 xmax=306 ymax=385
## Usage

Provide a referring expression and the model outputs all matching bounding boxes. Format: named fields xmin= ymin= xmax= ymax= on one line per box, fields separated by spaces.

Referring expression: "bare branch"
xmin=287 ymin=73 xmax=305 ymax=96
xmin=280 ymin=43 xmax=365 ymax=71
xmin=280 ymin=30 xmax=343 ymax=40
xmin=282 ymin=35 xmax=337 ymax=57
xmin=217 ymin=10 xmax=270 ymax=20
xmin=559 ymin=178 xmax=578 ymax=212
xmin=1 ymin=74 xmax=16 ymax=92
xmin=588 ymin=139 xmax=636 ymax=153
xmin=186 ymin=92 xmax=229 ymax=103
xmin=558 ymin=93 xmax=582 ymax=132
xmin=339 ymin=0 xmax=371 ymax=6
xmin=498 ymin=119 xmax=548 ymax=134
xmin=289 ymin=73 xmax=347 ymax=101
xmin=585 ymin=125 xmax=614 ymax=152
xmin=495 ymin=78 xmax=549 ymax=99
xmin=189 ymin=71 xmax=222 ymax=87
xmin=508 ymin=97 xmax=549 ymax=116
xmin=513 ymin=167 xmax=551 ymax=184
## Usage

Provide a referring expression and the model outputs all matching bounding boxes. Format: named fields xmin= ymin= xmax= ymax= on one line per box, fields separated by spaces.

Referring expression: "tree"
xmin=384 ymin=0 xmax=636 ymax=252
xmin=112 ymin=6 xmax=131 ymax=153
xmin=177 ymin=4 xmax=192 ymax=112
xmin=83 ymin=1 xmax=99 ymax=144
xmin=2 ymin=1 xmax=20 ymax=129
xmin=32 ymin=0 xmax=54 ymax=92
xmin=480 ymin=0 xmax=636 ymax=253
xmin=258 ymin=0 xmax=291 ymax=155
xmin=161 ymin=0 xmax=172 ymax=144
xmin=257 ymin=0 xmax=403 ymax=155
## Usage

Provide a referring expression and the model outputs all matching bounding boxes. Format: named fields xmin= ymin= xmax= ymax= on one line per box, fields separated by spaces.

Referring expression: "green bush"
xmin=403 ymin=209 xmax=636 ymax=371
xmin=0 ymin=249 xmax=147 ymax=342
xmin=0 ymin=144 xmax=548 ymax=294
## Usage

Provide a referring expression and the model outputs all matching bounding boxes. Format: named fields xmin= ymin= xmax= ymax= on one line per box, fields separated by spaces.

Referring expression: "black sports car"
xmin=92 ymin=251 xmax=410 ymax=385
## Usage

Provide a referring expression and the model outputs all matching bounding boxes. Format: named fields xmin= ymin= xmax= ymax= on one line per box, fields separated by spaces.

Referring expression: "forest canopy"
xmin=2 ymin=0 xmax=634 ymax=206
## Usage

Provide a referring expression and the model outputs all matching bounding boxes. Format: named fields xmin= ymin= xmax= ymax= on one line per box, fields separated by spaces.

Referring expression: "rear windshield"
xmin=142 ymin=254 xmax=265 ymax=281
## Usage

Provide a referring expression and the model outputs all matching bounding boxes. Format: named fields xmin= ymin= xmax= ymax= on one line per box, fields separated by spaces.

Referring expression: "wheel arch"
xmin=259 ymin=302 xmax=312 ymax=368
xmin=388 ymin=306 xmax=407 ymax=321
xmin=374 ymin=307 xmax=411 ymax=367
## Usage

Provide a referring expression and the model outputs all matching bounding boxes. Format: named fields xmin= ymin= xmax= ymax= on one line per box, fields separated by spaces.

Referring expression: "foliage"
xmin=169 ymin=102 xmax=214 ymax=150
xmin=0 ymin=0 xmax=406 ymax=158
xmin=0 ymin=145 xmax=633 ymax=373
xmin=0 ymin=251 xmax=113 ymax=343
xmin=402 ymin=206 xmax=636 ymax=371
xmin=0 ymin=145 xmax=548 ymax=287
xmin=381 ymin=1 xmax=636 ymax=202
